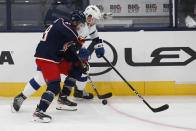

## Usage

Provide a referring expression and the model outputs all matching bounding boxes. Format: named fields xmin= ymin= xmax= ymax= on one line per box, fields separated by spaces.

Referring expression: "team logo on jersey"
xmin=0 ymin=51 xmax=14 ymax=65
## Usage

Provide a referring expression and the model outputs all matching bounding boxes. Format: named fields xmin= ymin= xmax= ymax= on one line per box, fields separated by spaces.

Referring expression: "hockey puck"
xmin=102 ymin=99 xmax=107 ymax=105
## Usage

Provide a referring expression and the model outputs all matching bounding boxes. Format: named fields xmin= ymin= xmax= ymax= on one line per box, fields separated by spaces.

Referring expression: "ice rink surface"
xmin=0 ymin=96 xmax=196 ymax=131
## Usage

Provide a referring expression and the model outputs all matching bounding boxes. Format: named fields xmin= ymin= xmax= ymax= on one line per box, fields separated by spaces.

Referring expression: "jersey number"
xmin=41 ymin=25 xmax=53 ymax=41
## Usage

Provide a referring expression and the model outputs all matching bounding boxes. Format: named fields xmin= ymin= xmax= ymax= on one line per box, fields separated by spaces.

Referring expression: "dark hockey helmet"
xmin=70 ymin=10 xmax=86 ymax=25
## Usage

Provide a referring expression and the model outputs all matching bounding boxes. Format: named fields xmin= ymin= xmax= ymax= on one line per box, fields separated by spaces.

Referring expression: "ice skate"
xmin=11 ymin=93 xmax=27 ymax=112
xmin=73 ymin=86 xmax=94 ymax=100
xmin=56 ymin=92 xmax=77 ymax=111
xmin=33 ymin=106 xmax=52 ymax=123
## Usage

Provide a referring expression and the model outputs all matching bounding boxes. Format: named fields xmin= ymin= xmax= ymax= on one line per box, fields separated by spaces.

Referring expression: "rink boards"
xmin=0 ymin=81 xmax=196 ymax=97
xmin=0 ymin=31 xmax=196 ymax=97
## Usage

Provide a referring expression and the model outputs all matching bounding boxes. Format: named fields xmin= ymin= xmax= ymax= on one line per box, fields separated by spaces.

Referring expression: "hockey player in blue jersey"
xmin=12 ymin=10 xmax=87 ymax=123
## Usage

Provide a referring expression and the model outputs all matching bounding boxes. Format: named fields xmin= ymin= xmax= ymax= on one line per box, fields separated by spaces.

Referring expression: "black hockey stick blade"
xmin=151 ymin=104 xmax=169 ymax=113
xmin=98 ymin=92 xmax=112 ymax=99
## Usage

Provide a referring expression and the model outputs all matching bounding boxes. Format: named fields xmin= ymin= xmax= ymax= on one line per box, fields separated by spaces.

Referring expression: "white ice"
xmin=0 ymin=96 xmax=196 ymax=131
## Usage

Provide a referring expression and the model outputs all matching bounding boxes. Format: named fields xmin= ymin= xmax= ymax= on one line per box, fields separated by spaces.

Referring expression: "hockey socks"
xmin=22 ymin=78 xmax=41 ymax=97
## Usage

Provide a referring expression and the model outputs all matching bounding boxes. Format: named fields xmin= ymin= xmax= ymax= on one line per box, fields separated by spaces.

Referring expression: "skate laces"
xmin=59 ymin=96 xmax=71 ymax=104
xmin=15 ymin=96 xmax=25 ymax=106
xmin=58 ymin=94 xmax=67 ymax=101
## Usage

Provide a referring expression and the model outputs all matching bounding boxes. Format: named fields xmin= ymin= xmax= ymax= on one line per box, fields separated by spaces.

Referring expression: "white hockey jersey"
xmin=77 ymin=23 xmax=99 ymax=39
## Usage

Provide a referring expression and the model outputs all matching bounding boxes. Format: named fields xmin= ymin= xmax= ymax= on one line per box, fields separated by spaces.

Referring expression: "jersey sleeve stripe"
xmin=89 ymin=31 xmax=96 ymax=35
xmin=60 ymin=18 xmax=78 ymax=39
xmin=35 ymin=57 xmax=60 ymax=64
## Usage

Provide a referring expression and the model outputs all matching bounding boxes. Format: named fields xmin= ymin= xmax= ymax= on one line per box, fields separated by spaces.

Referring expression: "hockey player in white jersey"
xmin=73 ymin=5 xmax=104 ymax=100
xmin=11 ymin=5 xmax=105 ymax=112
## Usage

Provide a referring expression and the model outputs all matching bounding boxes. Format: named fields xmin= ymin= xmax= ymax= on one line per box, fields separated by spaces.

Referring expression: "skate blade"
xmin=56 ymin=105 xmax=77 ymax=111
xmin=32 ymin=116 xmax=51 ymax=123
xmin=73 ymin=97 xmax=83 ymax=101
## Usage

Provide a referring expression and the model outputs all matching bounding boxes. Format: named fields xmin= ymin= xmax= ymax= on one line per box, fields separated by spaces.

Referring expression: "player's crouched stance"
xmin=12 ymin=11 xmax=86 ymax=123
xmin=33 ymin=14 xmax=86 ymax=122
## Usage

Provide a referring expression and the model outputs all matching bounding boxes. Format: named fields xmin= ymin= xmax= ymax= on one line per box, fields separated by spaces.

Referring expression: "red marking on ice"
xmin=108 ymin=103 xmax=196 ymax=131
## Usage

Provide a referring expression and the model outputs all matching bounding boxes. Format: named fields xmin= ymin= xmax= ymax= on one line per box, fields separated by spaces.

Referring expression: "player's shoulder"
xmin=55 ymin=18 xmax=77 ymax=34
xmin=61 ymin=18 xmax=72 ymax=25
xmin=54 ymin=18 xmax=71 ymax=26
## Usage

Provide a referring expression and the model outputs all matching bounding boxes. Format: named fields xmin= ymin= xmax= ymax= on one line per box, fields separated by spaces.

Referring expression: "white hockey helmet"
xmin=84 ymin=5 xmax=101 ymax=20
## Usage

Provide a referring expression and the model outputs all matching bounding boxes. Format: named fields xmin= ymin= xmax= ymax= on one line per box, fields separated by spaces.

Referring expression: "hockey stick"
xmin=73 ymin=47 xmax=112 ymax=100
xmin=102 ymin=56 xmax=169 ymax=113
xmin=86 ymin=72 xmax=112 ymax=99
xmin=82 ymin=38 xmax=93 ymax=42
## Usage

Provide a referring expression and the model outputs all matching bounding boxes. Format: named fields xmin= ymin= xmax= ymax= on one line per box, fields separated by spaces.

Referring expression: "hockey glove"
xmin=79 ymin=48 xmax=90 ymax=60
xmin=94 ymin=43 xmax=104 ymax=58
xmin=74 ymin=59 xmax=90 ymax=74
xmin=93 ymin=38 xmax=105 ymax=58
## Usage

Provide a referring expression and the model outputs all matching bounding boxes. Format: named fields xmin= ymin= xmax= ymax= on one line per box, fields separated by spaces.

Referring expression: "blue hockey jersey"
xmin=34 ymin=18 xmax=78 ymax=63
